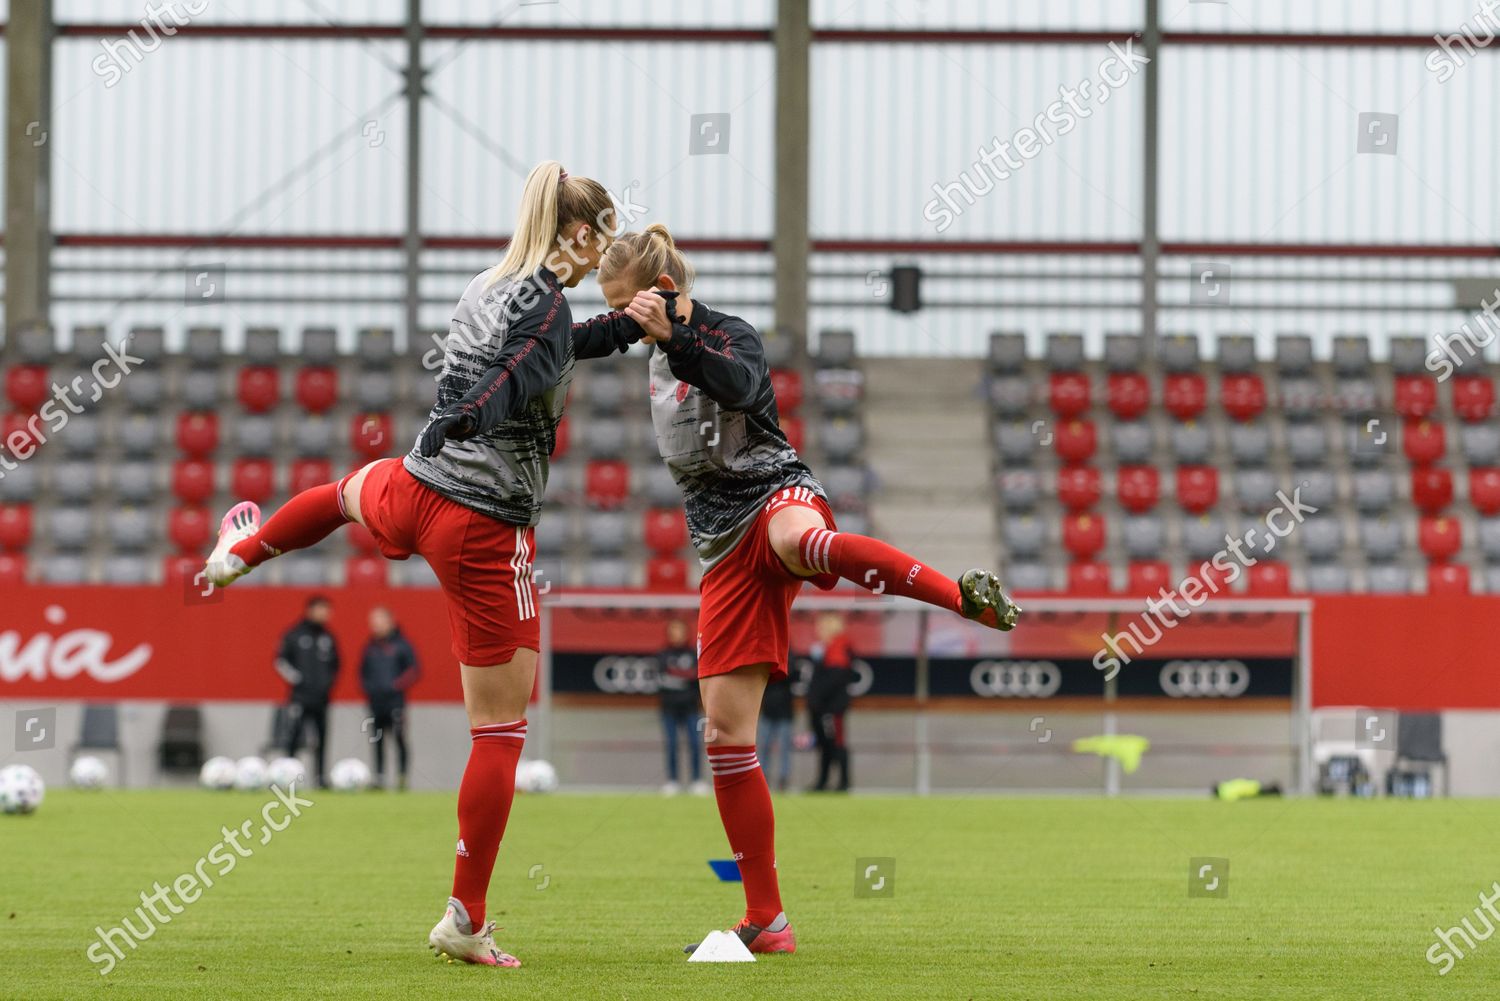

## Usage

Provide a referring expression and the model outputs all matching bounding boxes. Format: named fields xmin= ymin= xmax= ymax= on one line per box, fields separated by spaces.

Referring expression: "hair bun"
xmin=644 ymin=223 xmax=675 ymax=248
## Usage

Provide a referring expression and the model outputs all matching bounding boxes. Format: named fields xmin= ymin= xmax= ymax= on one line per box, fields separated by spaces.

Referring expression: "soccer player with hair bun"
xmin=201 ymin=160 xmax=625 ymax=969
xmin=580 ymin=223 xmax=1022 ymax=955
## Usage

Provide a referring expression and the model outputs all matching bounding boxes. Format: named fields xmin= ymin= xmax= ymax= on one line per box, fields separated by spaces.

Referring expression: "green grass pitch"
xmin=4 ymin=789 xmax=1498 ymax=999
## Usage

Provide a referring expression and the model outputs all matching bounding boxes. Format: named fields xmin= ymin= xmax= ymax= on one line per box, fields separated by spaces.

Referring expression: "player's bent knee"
xmin=460 ymin=650 xmax=537 ymax=727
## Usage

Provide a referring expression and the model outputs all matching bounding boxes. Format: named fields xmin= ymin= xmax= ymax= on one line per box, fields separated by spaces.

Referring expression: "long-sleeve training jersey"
xmin=404 ymin=267 xmax=577 ymax=526
xmin=574 ymin=297 xmax=824 ymax=569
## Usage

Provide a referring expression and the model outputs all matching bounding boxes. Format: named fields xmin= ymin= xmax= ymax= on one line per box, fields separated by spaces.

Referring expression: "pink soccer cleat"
xmin=684 ymin=914 xmax=797 ymax=956
xmin=203 ymin=501 xmax=261 ymax=588
xmin=428 ymin=897 xmax=520 ymax=968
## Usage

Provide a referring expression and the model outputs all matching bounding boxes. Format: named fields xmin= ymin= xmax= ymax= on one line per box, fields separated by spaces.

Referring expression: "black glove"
xmin=417 ymin=404 xmax=479 ymax=457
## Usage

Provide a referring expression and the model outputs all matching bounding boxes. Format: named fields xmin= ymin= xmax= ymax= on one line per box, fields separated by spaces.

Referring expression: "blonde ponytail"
xmin=600 ymin=223 xmax=696 ymax=294
xmin=491 ymin=161 xmax=616 ymax=284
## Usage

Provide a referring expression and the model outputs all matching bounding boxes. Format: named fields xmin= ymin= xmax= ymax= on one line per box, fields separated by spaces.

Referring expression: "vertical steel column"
xmin=1140 ymin=0 xmax=1161 ymax=360
xmin=774 ymin=0 xmax=811 ymax=358
xmin=914 ymin=609 xmax=932 ymax=796
xmin=403 ymin=0 xmax=424 ymax=350
xmin=5 ymin=0 xmax=54 ymax=350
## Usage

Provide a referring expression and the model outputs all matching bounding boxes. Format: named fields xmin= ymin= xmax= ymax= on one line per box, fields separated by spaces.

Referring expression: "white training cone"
xmin=688 ymin=930 xmax=756 ymax=963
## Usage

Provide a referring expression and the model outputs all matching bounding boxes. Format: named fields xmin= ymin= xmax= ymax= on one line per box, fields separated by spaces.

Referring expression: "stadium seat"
xmin=279 ymin=553 xmax=337 ymax=587
xmin=1470 ymin=468 xmax=1500 ymax=516
xmin=172 ymin=459 xmax=217 ymax=505
xmin=48 ymin=507 xmax=94 ymax=551
xmin=1428 ymin=563 xmax=1471 ymax=595
xmin=646 ymin=556 xmax=690 ymax=592
xmin=185 ymin=327 xmax=224 ymax=367
xmin=301 ymin=327 xmax=339 ymax=366
xmin=585 ymin=460 xmax=630 ymax=509
xmin=0 ymin=553 xmax=26 ymax=584
xmin=1367 ymin=564 xmax=1414 ymax=594
xmin=1285 ymin=422 xmax=1327 ymax=467
xmin=294 ymin=368 xmax=339 ymax=415
xmin=119 ymin=415 xmax=161 ymax=457
xmin=1100 ymin=334 xmax=1140 ymax=372
xmin=231 ymin=458 xmax=276 ymax=504
xmin=1182 ymin=516 xmax=1228 ymax=561
xmin=2 ymin=412 xmax=40 ymax=460
xmin=581 ymin=420 xmax=629 ymax=460
xmin=987 ymin=332 xmax=1027 ymax=373
xmin=59 ymin=414 xmax=101 ymax=458
xmin=817 ymin=330 xmax=857 ymax=368
xmin=355 ymin=371 xmax=396 ymax=411
xmin=586 ymin=371 xmax=629 ymax=414
xmin=1411 ymin=468 xmax=1453 ymax=514
xmin=1389 ymin=336 xmax=1428 ymax=375
xmin=1227 ymin=423 xmax=1271 ymax=467
xmin=1394 ymin=376 xmax=1438 ymax=419
xmin=1066 ymin=561 xmax=1111 ymax=595
xmin=1216 ymin=334 xmax=1257 ymax=373
xmin=1246 ymin=561 xmax=1291 ymax=595
xmin=176 ymin=413 xmax=220 ymax=457
xmin=0 ymin=461 xmax=39 ymax=503
xmin=346 ymin=556 xmax=388 ymax=587
xmin=1062 ymin=513 xmax=1105 ymax=560
xmin=988 ymin=376 xmax=1030 ymax=418
xmin=1331 ymin=335 xmax=1371 ymax=376
xmin=1351 ymin=470 xmax=1395 ymax=513
xmin=180 ymin=369 xmax=221 ymax=410
xmin=1006 ymin=561 xmax=1054 ymax=594
xmin=1461 ymin=424 xmax=1500 ymax=466
xmin=1053 ymin=419 xmax=1097 ymax=464
xmin=1300 ymin=518 xmax=1344 ymax=562
xmin=358 ymin=327 xmax=396 ymax=367
xmin=39 ymin=555 xmax=90 ymax=584
xmin=999 ymin=470 xmax=1041 ymax=511
xmin=1188 ymin=558 xmax=1234 ymax=594
xmin=994 ymin=422 xmax=1041 ymax=465
xmin=168 ymin=507 xmax=211 ymax=555
xmin=1304 ymin=562 xmax=1352 ymax=594
xmin=813 ymin=369 xmax=864 ymax=415
xmin=1332 ymin=377 xmax=1378 ymax=415
xmin=1453 ymin=375 xmax=1494 ymax=422
xmin=782 ymin=416 xmax=806 ymax=454
xmin=819 ymin=419 xmax=862 ymax=461
xmin=0 ymin=504 xmax=32 ymax=550
xmin=1116 ymin=465 xmax=1159 ymax=513
xmin=51 ymin=461 xmax=97 ymax=504
xmin=1358 ymin=518 xmax=1404 ymax=563
xmin=1169 ymin=422 xmax=1211 ymax=465
xmin=1126 ymin=560 xmax=1172 ymax=595
xmin=822 ymin=465 xmax=868 ymax=510
xmin=1163 ymin=373 xmax=1207 ymax=421
xmin=1159 ymin=333 xmax=1200 ymax=373
xmin=643 ymin=508 xmax=688 ymax=554
xmin=123 ymin=370 xmax=167 ymax=410
xmin=111 ymin=462 xmax=156 ymax=504
xmin=108 ymin=509 xmax=155 ymax=552
xmin=351 ymin=413 xmax=393 ymax=459
xmin=1275 ymin=334 xmax=1314 ymax=375
xmin=290 ymin=458 xmax=334 ymax=495
xmin=5 ymin=365 xmax=49 ymax=412
xmin=641 ymin=464 xmax=680 ymax=507
xmin=234 ymin=416 xmax=277 ymax=457
xmin=129 ymin=326 xmax=168 ymax=364
xmin=72 ymin=325 xmax=105 ymax=359
xmin=1001 ymin=515 xmax=1045 ymax=560
xmin=1175 ymin=466 xmax=1219 ymax=513
xmin=1479 ymin=519 xmax=1500 ymax=563
xmin=1045 ymin=332 xmax=1085 ymax=371
xmin=1232 ymin=469 xmax=1277 ymax=513
xmin=236 ymin=367 xmax=281 ymax=413
xmin=1402 ymin=420 xmax=1446 ymax=466
xmin=764 ymin=330 xmax=794 ymax=368
xmin=1121 ymin=514 xmax=1164 ymax=560
xmin=1056 ymin=466 xmax=1101 ymax=512
xmin=1110 ymin=421 xmax=1153 ymax=465
xmin=1278 ymin=377 xmax=1322 ymax=419
xmin=1419 ymin=516 xmax=1462 ymax=562
xmin=14 ymin=326 xmax=55 ymax=364
xmin=1300 ymin=471 xmax=1338 ymax=512
xmin=1105 ymin=372 xmax=1150 ymax=420
xmin=769 ymin=369 xmax=803 ymax=412
xmin=1220 ymin=374 xmax=1266 ymax=422
xmin=244 ymin=327 xmax=282 ymax=366
xmin=1048 ymin=372 xmax=1090 ymax=418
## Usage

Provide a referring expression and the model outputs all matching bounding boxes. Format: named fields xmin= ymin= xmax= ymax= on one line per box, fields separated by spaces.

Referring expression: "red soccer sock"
xmin=451 ymin=720 xmax=527 ymax=930
xmin=229 ymin=481 xmax=348 ymax=568
xmin=708 ymin=745 xmax=783 ymax=927
xmin=798 ymin=528 xmax=962 ymax=614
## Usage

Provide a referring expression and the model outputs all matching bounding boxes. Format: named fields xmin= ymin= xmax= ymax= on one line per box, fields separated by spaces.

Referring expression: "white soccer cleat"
xmin=428 ymin=897 xmax=520 ymax=968
xmin=203 ymin=501 xmax=261 ymax=589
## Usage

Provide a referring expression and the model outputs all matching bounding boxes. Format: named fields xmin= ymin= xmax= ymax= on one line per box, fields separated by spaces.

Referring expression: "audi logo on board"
xmin=970 ymin=661 xmax=1062 ymax=698
xmin=592 ymin=657 xmax=661 ymax=694
xmin=1158 ymin=660 xmax=1251 ymax=698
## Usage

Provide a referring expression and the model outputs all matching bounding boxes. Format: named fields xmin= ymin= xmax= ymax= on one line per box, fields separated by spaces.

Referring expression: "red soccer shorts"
xmin=359 ymin=458 xmax=540 ymax=665
xmin=697 ymin=486 xmax=837 ymax=680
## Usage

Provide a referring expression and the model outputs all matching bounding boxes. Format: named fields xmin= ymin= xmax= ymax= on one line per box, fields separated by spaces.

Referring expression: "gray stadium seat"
xmin=1299 ymin=518 xmax=1344 ymax=562
xmin=355 ymin=371 xmax=395 ymax=411
xmin=1122 ymin=514 xmax=1165 ymax=561
xmin=987 ymin=332 xmax=1026 ymax=374
xmin=588 ymin=558 xmax=635 ymax=589
xmin=1367 ymin=563 xmax=1414 ymax=594
xmin=185 ymin=327 xmax=224 ymax=367
xmin=1233 ymin=469 xmax=1278 ymax=513
xmin=814 ymin=369 xmax=864 ymax=416
xmin=999 ymin=470 xmax=1040 ymax=510
xmin=1389 ymin=336 xmax=1428 ymax=375
xmin=236 ymin=416 xmax=278 ymax=457
xmin=988 ymin=376 xmax=1031 ymax=418
xmin=817 ymin=330 xmax=856 ymax=368
xmin=1183 ymin=515 xmax=1228 ymax=561
xmin=392 ymin=557 xmax=441 ymax=588
xmin=1331 ymin=335 xmax=1371 ymax=376
xmin=280 ymin=553 xmax=338 ymax=587
xmin=123 ymin=370 xmax=167 ymax=410
xmin=1298 ymin=470 xmax=1338 ymax=512
xmin=1169 ymin=422 xmax=1212 ymax=465
xmin=48 ymin=507 xmax=94 ymax=550
xmin=584 ymin=511 xmax=630 ymax=554
xmin=1103 ymin=333 xmax=1142 ymax=372
xmin=180 ymin=369 xmax=221 ymax=410
xmin=586 ymin=371 xmax=629 ymax=414
xmin=581 ymin=420 xmax=629 ymax=460
xmin=107 ymin=509 xmax=154 ymax=551
xmin=72 ymin=325 xmax=110 ymax=364
xmin=822 ymin=465 xmax=868 ymax=506
xmin=244 ymin=327 xmax=282 ymax=365
xmin=995 ymin=422 xmax=1040 ymax=465
xmin=101 ymin=555 xmax=151 ymax=585
xmin=641 ymin=464 xmax=679 ymax=508
xmin=291 ymin=418 xmax=333 ymax=458
xmin=51 ymin=462 xmax=97 ymax=504
xmin=545 ymin=463 xmax=585 ymax=507
xmin=118 ymin=415 xmax=160 ymax=457
xmin=1347 ymin=422 xmax=1391 ymax=467
xmin=819 ymin=420 xmax=863 ymax=462
xmin=15 ymin=325 xmax=56 ymax=364
xmin=0 ymin=463 xmax=40 ymax=503
xmin=1159 ymin=333 xmax=1201 ymax=373
xmin=1278 ymin=377 xmax=1322 ymax=419
xmin=1110 ymin=421 xmax=1154 ymax=465
xmin=1478 ymin=519 xmax=1500 ymax=562
xmin=1216 ymin=334 xmax=1257 ymax=373
xmin=1332 ymin=377 xmax=1378 ymax=414
xmin=1305 ymin=563 xmax=1351 ymax=593
xmin=111 ymin=463 xmax=156 ymax=504
xmin=1359 ymin=518 xmax=1403 ymax=562
xmin=835 ymin=510 xmax=871 ymax=536
xmin=1005 ymin=561 xmax=1054 ymax=592
xmin=1275 ymin=334 xmax=1314 ymax=374
xmin=127 ymin=326 xmax=166 ymax=364
xmin=1461 ymin=424 xmax=1500 ymax=466
xmin=1001 ymin=515 xmax=1046 ymax=559
xmin=358 ymin=327 xmax=396 ymax=367
xmin=1286 ymin=422 xmax=1328 ymax=466
xmin=60 ymin=414 xmax=102 ymax=457
xmin=1045 ymin=333 xmax=1085 ymax=372
xmin=1227 ymin=423 xmax=1271 ymax=466
xmin=39 ymin=555 xmax=91 ymax=584
xmin=1351 ymin=470 xmax=1395 ymax=513
xmin=301 ymin=328 xmax=338 ymax=366
xmin=763 ymin=330 xmax=794 ymax=368
xmin=533 ymin=513 xmax=570 ymax=553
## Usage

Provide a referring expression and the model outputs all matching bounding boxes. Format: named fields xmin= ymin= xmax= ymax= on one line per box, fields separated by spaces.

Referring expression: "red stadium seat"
xmin=168 ymin=507 xmax=213 ymax=554
xmin=769 ymin=369 xmax=803 ymax=413
xmin=585 ymin=459 xmax=630 ymax=509
xmin=1393 ymin=375 xmax=1438 ymax=419
xmin=1048 ymin=372 xmax=1091 ymax=419
xmin=1188 ymin=558 xmax=1233 ymax=595
xmin=1176 ymin=466 xmax=1219 ymax=514
xmin=1126 ymin=560 xmax=1172 ymax=596
xmin=782 ymin=415 xmax=805 ymax=454
xmin=5 ymin=366 xmax=49 ymax=412
xmin=1106 ymin=372 xmax=1150 ymax=420
xmin=1246 ymin=560 xmax=1291 ymax=596
xmin=176 ymin=412 xmax=220 ymax=457
xmin=1062 ymin=512 xmax=1106 ymax=560
xmin=1220 ymin=373 xmax=1266 ymax=422
xmin=351 ymin=413 xmax=393 ymax=460
xmin=0 ymin=553 xmax=27 ymax=585
xmin=1411 ymin=467 xmax=1454 ymax=514
xmin=1428 ymin=563 xmax=1471 ymax=595
xmin=0 ymin=504 xmax=33 ymax=551
xmin=290 ymin=458 xmax=333 ymax=495
xmin=552 ymin=415 xmax=571 ymax=461
xmin=1053 ymin=419 xmax=1097 ymax=464
xmin=230 ymin=458 xmax=275 ymax=505
xmin=294 ymin=367 xmax=339 ymax=415
xmin=1116 ymin=465 xmax=1160 ymax=513
xmin=1418 ymin=515 xmax=1461 ymax=562
xmin=1402 ymin=419 xmax=1446 ymax=466
xmin=1163 ymin=373 xmax=1207 ymax=421
xmin=346 ymin=522 xmax=380 ymax=556
xmin=171 ymin=459 xmax=216 ymax=505
xmin=1067 ymin=561 xmax=1111 ymax=595
xmin=1057 ymin=466 xmax=1102 ymax=512
xmin=346 ymin=556 xmax=388 ymax=587
xmin=646 ymin=556 xmax=689 ymax=592
xmin=1453 ymin=375 xmax=1495 ymax=422
xmin=2 ymin=411 xmax=40 ymax=459
xmin=161 ymin=555 xmax=200 ymax=588
xmin=236 ymin=366 xmax=281 ymax=413
xmin=643 ymin=508 xmax=688 ymax=554
xmin=1470 ymin=468 xmax=1500 ymax=516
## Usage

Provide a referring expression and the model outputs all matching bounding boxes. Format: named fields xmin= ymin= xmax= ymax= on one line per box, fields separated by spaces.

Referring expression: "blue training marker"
xmin=707 ymin=859 xmax=743 ymax=882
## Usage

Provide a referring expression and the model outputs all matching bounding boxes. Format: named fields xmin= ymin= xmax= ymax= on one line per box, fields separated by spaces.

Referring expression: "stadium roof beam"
xmin=5 ymin=0 xmax=52 ymax=352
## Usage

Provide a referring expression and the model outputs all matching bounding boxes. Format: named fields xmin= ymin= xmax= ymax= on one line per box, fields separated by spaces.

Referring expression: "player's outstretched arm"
xmin=571 ymin=309 xmax=644 ymax=360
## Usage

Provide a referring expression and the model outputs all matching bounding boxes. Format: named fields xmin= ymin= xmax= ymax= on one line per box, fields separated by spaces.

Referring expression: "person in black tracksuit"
xmin=805 ymin=613 xmax=853 ymax=792
xmin=361 ymin=606 xmax=421 ymax=790
xmin=758 ymin=671 xmax=794 ymax=792
xmin=657 ymin=619 xmax=705 ymax=793
xmin=276 ymin=595 xmax=340 ymax=788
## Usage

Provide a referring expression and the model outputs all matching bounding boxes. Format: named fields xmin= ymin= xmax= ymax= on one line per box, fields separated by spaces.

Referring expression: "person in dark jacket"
xmin=806 ymin=613 xmax=853 ymax=792
xmin=361 ymin=606 xmax=421 ymax=790
xmin=276 ymin=595 xmax=340 ymax=788
xmin=758 ymin=671 xmax=794 ymax=792
xmin=658 ymin=619 xmax=707 ymax=796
